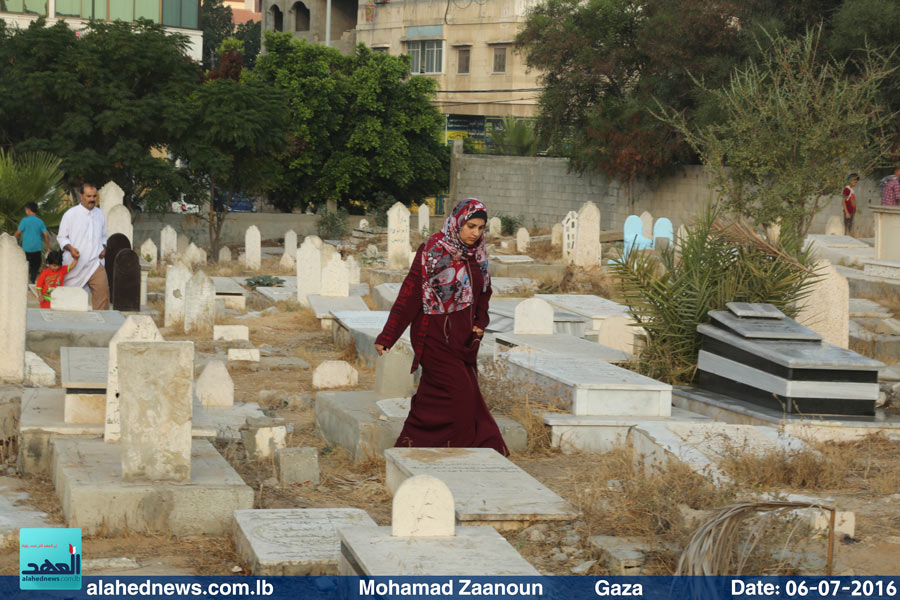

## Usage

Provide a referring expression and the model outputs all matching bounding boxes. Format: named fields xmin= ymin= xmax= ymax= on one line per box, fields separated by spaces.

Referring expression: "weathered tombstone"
xmin=0 ymin=234 xmax=27 ymax=383
xmin=184 ymin=271 xmax=215 ymax=333
xmin=196 ymin=360 xmax=233 ymax=407
xmin=766 ymin=220 xmax=781 ymax=244
xmin=551 ymin=223 xmax=563 ymax=247
xmin=365 ymin=244 xmax=378 ymax=258
xmin=514 ymin=298 xmax=554 ymax=335
xmin=639 ymin=211 xmax=653 ymax=239
xmin=242 ymin=417 xmax=287 ymax=460
xmin=139 ymin=238 xmax=158 ymax=268
xmin=284 ymin=229 xmax=298 ymax=260
xmin=516 ymin=227 xmax=529 ymax=253
xmin=825 ymin=215 xmax=843 ymax=236
xmin=387 ymin=202 xmax=411 ymax=270
xmin=321 ymin=254 xmax=350 ymax=297
xmin=176 ymin=233 xmax=190 ymax=254
xmin=99 ymin=181 xmax=124 ymax=213
xmin=140 ymin=266 xmax=149 ymax=308
xmin=106 ymin=204 xmax=133 ymax=245
xmin=305 ymin=235 xmax=323 ymax=249
xmin=375 ymin=344 xmax=415 ymax=398
xmin=104 ymin=233 xmax=132 ymax=298
xmin=562 ymin=210 xmax=577 ymax=261
xmin=358 ymin=218 xmax=369 ymax=229
xmin=296 ymin=239 xmax=322 ymax=306
xmin=596 ymin=313 xmax=643 ymax=355
xmin=184 ymin=242 xmax=206 ymax=267
xmin=164 ymin=262 xmax=192 ymax=327
xmin=279 ymin=251 xmax=295 ymax=271
xmin=50 ymin=287 xmax=89 ymax=311
xmin=118 ymin=341 xmax=193 ymax=482
xmin=675 ymin=224 xmax=688 ymax=254
xmin=214 ymin=325 xmax=249 ymax=341
xmin=418 ymin=202 xmax=430 ymax=234
xmin=105 ymin=315 xmax=164 ymax=442
xmin=218 ymin=246 xmax=232 ymax=263
xmin=488 ymin=216 xmax=501 ymax=237
xmin=312 ymin=360 xmax=358 ymax=389
xmin=111 ymin=249 xmax=141 ymax=312
xmin=244 ymin=225 xmax=261 ymax=271
xmin=160 ymin=225 xmax=177 ymax=262
xmin=573 ymin=202 xmax=601 ymax=267
xmin=392 ymin=475 xmax=455 ymax=537
xmin=797 ymin=260 xmax=849 ymax=348
xmin=652 ymin=217 xmax=674 ymax=252
xmin=320 ymin=243 xmax=337 ymax=263
xmin=346 ymin=255 xmax=361 ymax=285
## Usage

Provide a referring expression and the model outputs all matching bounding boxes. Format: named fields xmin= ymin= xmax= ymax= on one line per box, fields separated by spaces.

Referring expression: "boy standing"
xmin=14 ymin=202 xmax=51 ymax=283
xmin=843 ymin=173 xmax=859 ymax=236
xmin=36 ymin=250 xmax=78 ymax=309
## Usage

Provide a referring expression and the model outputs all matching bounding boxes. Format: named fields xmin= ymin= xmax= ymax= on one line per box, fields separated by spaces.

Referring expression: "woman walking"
xmin=375 ymin=198 xmax=508 ymax=455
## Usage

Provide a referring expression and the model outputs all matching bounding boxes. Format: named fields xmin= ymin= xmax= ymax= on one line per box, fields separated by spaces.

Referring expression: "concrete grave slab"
xmin=0 ymin=477 xmax=51 ymax=550
xmin=233 ymin=508 xmax=376 ymax=575
xmin=494 ymin=332 xmax=628 ymax=363
xmin=373 ymin=283 xmax=401 ymax=310
xmin=863 ymin=259 xmax=900 ymax=280
xmin=536 ymin=294 xmax=628 ymax=331
xmin=491 ymin=277 xmax=536 ymax=296
xmin=307 ymin=295 xmax=368 ymax=329
xmin=849 ymin=298 xmax=891 ymax=318
xmin=212 ymin=277 xmax=247 ymax=311
xmin=214 ymin=325 xmax=249 ymax=342
xmin=806 ymin=234 xmax=870 ymax=249
xmin=24 ymin=351 xmax=56 ymax=387
xmin=315 ymin=390 xmax=406 ymax=462
xmin=709 ymin=310 xmax=822 ymax=341
xmin=488 ymin=298 xmax=589 ymax=337
xmin=61 ymin=346 xmax=108 ymax=424
xmin=384 ymin=447 xmax=577 ymax=529
xmin=26 ymin=309 xmax=126 ymax=354
xmin=491 ymin=254 xmax=533 ymax=264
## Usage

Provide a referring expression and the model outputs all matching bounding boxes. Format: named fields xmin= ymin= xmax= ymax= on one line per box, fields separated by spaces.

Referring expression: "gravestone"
xmin=675 ymin=224 xmax=688 ymax=254
xmin=139 ymin=238 xmax=158 ymax=268
xmin=0 ymin=234 xmax=27 ymax=382
xmin=118 ymin=341 xmax=193 ymax=482
xmin=276 ymin=447 xmax=319 ymax=485
xmin=796 ymin=260 xmax=849 ymax=348
xmin=99 ymin=181 xmax=124 ymax=213
xmin=184 ymin=242 xmax=206 ymax=267
xmin=623 ymin=215 xmax=652 ymax=258
xmin=346 ymin=255 xmax=361 ymax=285
xmin=551 ymin=223 xmax=563 ymax=247
xmin=305 ymin=235 xmax=323 ymax=249
xmin=595 ymin=313 xmax=642 ymax=355
xmin=488 ymin=216 xmax=501 ymax=237
xmin=245 ymin=225 xmax=261 ymax=271
xmin=387 ymin=202 xmax=410 ymax=270
xmin=320 ymin=254 xmax=349 ymax=297
xmin=184 ymin=271 xmax=216 ymax=334
xmin=312 ymin=360 xmax=358 ymax=389
xmin=358 ymin=218 xmax=369 ymax=229
xmin=639 ymin=211 xmax=653 ymax=239
xmin=106 ymin=204 xmax=133 ymax=245
xmin=574 ymin=202 xmax=601 ymax=267
xmin=104 ymin=233 xmax=132 ymax=297
xmin=516 ymin=227 xmax=529 ymax=253
xmin=279 ymin=252 xmax=295 ymax=271
xmin=214 ymin=325 xmax=249 ymax=341
xmin=284 ymin=229 xmax=298 ymax=260
xmin=160 ymin=226 xmax=177 ymax=262
xmin=218 ymin=246 xmax=232 ymax=263
xmin=825 ymin=216 xmax=843 ymax=236
xmin=50 ymin=287 xmax=89 ymax=311
xmin=766 ymin=220 xmax=781 ymax=244
xmin=418 ymin=202 xmax=430 ymax=234
xmin=140 ymin=265 xmax=149 ymax=309
xmin=197 ymin=361 xmax=233 ymax=407
xmin=105 ymin=315 xmax=164 ymax=442
xmin=514 ymin=298 xmax=554 ymax=335
xmin=374 ymin=344 xmax=415 ymax=398
xmin=61 ymin=346 xmax=108 ymax=423
xmin=562 ymin=210 xmax=577 ymax=262
xmin=296 ymin=239 xmax=322 ymax=306
xmin=176 ymin=234 xmax=189 ymax=254
xmin=111 ymin=249 xmax=141 ymax=312
xmin=365 ymin=244 xmax=378 ymax=258
xmin=392 ymin=475 xmax=455 ymax=537
xmin=164 ymin=262 xmax=192 ymax=327
xmin=652 ymin=218 xmax=674 ymax=252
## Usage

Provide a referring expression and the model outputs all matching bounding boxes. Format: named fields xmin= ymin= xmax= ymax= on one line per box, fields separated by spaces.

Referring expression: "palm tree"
xmin=0 ymin=150 xmax=67 ymax=235
xmin=489 ymin=116 xmax=540 ymax=157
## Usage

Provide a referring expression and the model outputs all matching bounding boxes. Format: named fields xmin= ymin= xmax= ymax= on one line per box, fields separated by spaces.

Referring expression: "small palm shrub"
xmin=316 ymin=208 xmax=350 ymax=239
xmin=0 ymin=150 xmax=66 ymax=234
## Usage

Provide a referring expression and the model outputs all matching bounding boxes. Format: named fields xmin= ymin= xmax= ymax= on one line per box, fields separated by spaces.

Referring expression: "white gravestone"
xmin=99 ymin=181 xmax=124 ymax=212
xmin=218 ymin=246 xmax=232 ymax=263
xmin=346 ymin=255 xmax=361 ymax=285
xmin=176 ymin=233 xmax=189 ymax=254
xmin=551 ymin=223 xmax=563 ymax=247
xmin=159 ymin=225 xmax=177 ymax=262
xmin=321 ymin=254 xmax=350 ymax=297
xmin=164 ymin=262 xmax=192 ymax=328
xmin=139 ymin=239 xmax=158 ymax=268
xmin=244 ymin=225 xmax=261 ymax=271
xmin=105 ymin=316 xmax=164 ymax=442
xmin=595 ymin=313 xmax=643 ymax=355
xmin=0 ymin=234 xmax=27 ymax=383
xmin=184 ymin=271 xmax=216 ymax=334
xmin=118 ymin=341 xmax=193 ymax=482
xmin=140 ymin=269 xmax=148 ymax=308
xmin=825 ymin=215 xmax=843 ymax=236
xmin=488 ymin=216 xmax=501 ymax=237
xmin=358 ymin=218 xmax=369 ymax=229
xmin=305 ymin=235 xmax=323 ymax=249
xmin=387 ymin=202 xmax=411 ymax=271
xmin=573 ymin=201 xmax=601 ymax=267
xmin=312 ymin=360 xmax=358 ymax=389
xmin=417 ymin=203 xmax=430 ymax=234
xmin=196 ymin=360 xmax=234 ymax=407
xmin=675 ymin=224 xmax=688 ymax=254
xmin=284 ymin=229 xmax=298 ymax=260
xmin=50 ymin=287 xmax=90 ymax=311
xmin=561 ymin=210 xmax=578 ymax=262
xmin=184 ymin=242 xmax=206 ymax=267
xmin=514 ymin=298 xmax=554 ymax=335
xmin=375 ymin=344 xmax=415 ymax=398
xmin=106 ymin=204 xmax=133 ymax=244
xmin=640 ymin=211 xmax=653 ymax=239
xmin=392 ymin=475 xmax=455 ymax=537
xmin=516 ymin=227 xmax=529 ymax=253
xmin=296 ymin=239 xmax=322 ymax=307
xmin=214 ymin=325 xmax=249 ymax=341
xmin=279 ymin=251 xmax=295 ymax=272
xmin=797 ymin=260 xmax=850 ymax=348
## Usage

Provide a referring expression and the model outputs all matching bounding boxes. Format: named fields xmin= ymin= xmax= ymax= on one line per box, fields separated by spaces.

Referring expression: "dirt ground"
xmin=2 ymin=254 xmax=900 ymax=577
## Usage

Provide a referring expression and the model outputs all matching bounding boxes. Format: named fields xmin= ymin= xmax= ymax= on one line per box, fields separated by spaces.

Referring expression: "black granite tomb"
xmin=111 ymin=249 xmax=141 ymax=312
xmin=104 ymin=233 xmax=131 ymax=298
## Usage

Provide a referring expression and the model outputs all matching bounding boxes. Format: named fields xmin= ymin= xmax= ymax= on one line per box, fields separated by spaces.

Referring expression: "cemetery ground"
xmin=2 ymin=228 xmax=900 ymax=578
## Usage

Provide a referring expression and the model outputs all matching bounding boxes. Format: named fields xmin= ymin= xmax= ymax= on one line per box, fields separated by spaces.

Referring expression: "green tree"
xmin=0 ymin=19 xmax=202 ymax=209
xmin=660 ymin=29 xmax=896 ymax=235
xmin=200 ymin=0 xmax=234 ymax=71
xmin=0 ymin=150 xmax=66 ymax=235
xmin=254 ymin=33 xmax=449 ymax=212
xmin=235 ymin=19 xmax=261 ymax=69
xmin=489 ymin=117 xmax=540 ymax=156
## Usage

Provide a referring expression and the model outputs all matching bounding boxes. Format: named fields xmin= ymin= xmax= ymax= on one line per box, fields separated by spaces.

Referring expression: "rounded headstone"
xmin=112 ymin=249 xmax=141 ymax=312
xmin=514 ymin=298 xmax=554 ymax=335
xmin=392 ymin=474 xmax=455 ymax=537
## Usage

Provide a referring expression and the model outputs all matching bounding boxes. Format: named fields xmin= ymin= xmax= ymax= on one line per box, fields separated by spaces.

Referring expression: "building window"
xmin=162 ymin=0 xmax=199 ymax=28
xmin=457 ymin=48 xmax=470 ymax=75
xmin=493 ymin=47 xmax=507 ymax=73
xmin=1 ymin=0 xmax=47 ymax=15
xmin=372 ymin=47 xmax=389 ymax=53
xmin=291 ymin=1 xmax=309 ymax=31
xmin=408 ymin=40 xmax=442 ymax=74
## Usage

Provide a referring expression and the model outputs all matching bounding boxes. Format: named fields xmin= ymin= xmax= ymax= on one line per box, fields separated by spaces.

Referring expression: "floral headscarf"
xmin=421 ymin=198 xmax=490 ymax=314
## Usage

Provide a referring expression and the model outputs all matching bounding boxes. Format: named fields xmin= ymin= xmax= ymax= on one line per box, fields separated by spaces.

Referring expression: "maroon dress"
xmin=375 ymin=245 xmax=509 ymax=455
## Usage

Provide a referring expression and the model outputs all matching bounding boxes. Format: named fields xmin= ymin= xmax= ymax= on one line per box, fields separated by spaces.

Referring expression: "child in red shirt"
xmin=35 ymin=250 xmax=78 ymax=309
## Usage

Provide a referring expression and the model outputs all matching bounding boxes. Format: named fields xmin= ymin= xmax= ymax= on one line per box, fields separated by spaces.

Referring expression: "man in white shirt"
xmin=57 ymin=183 xmax=109 ymax=309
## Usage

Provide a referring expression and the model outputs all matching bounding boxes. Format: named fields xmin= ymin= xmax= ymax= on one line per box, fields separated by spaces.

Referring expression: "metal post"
xmin=325 ymin=0 xmax=331 ymax=47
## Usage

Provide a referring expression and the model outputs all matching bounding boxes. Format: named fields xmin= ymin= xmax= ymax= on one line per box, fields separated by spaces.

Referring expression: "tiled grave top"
xmin=849 ymin=298 xmax=891 ymax=318
xmin=490 ymin=255 xmax=533 ymax=264
xmin=331 ymin=311 xmax=390 ymax=331
xmin=506 ymin=353 xmax=671 ymax=390
xmin=60 ymin=347 xmax=108 ymax=389
xmin=386 ymin=447 xmax=577 ymax=522
xmin=39 ymin=311 xmax=103 ymax=323
xmin=806 ymin=234 xmax=871 ymax=249
xmin=376 ymin=397 xmax=410 ymax=419
xmin=488 ymin=298 xmax=586 ymax=323
xmin=495 ymin=332 xmax=628 ymax=363
xmin=698 ymin=323 xmax=883 ymax=370
xmin=536 ymin=294 xmax=628 ymax=319
xmin=233 ymin=508 xmax=376 ymax=575
xmin=709 ymin=310 xmax=821 ymax=341
xmin=726 ymin=302 xmax=785 ymax=319
xmin=26 ymin=309 xmax=124 ymax=335
xmin=307 ymin=295 xmax=368 ymax=318
xmin=212 ymin=277 xmax=246 ymax=295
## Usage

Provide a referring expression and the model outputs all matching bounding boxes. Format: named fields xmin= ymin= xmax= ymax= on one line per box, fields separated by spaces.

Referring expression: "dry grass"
xmin=527 ymin=240 xmax=561 ymax=262
xmin=533 ymin=264 xmax=618 ymax=298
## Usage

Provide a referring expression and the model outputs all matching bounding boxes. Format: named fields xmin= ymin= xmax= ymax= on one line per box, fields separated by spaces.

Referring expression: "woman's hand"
xmin=472 ymin=326 xmax=484 ymax=337
xmin=375 ymin=343 xmax=388 ymax=356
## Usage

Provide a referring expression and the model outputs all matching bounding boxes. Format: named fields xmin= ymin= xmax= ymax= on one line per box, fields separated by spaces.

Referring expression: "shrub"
xmin=316 ymin=208 xmax=350 ymax=239
xmin=499 ymin=214 xmax=523 ymax=236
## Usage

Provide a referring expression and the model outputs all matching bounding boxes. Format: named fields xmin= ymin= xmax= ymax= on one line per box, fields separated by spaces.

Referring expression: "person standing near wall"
xmin=57 ymin=182 xmax=110 ymax=310
xmin=881 ymin=167 xmax=900 ymax=206
xmin=843 ymin=173 xmax=858 ymax=236
xmin=14 ymin=202 xmax=51 ymax=283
